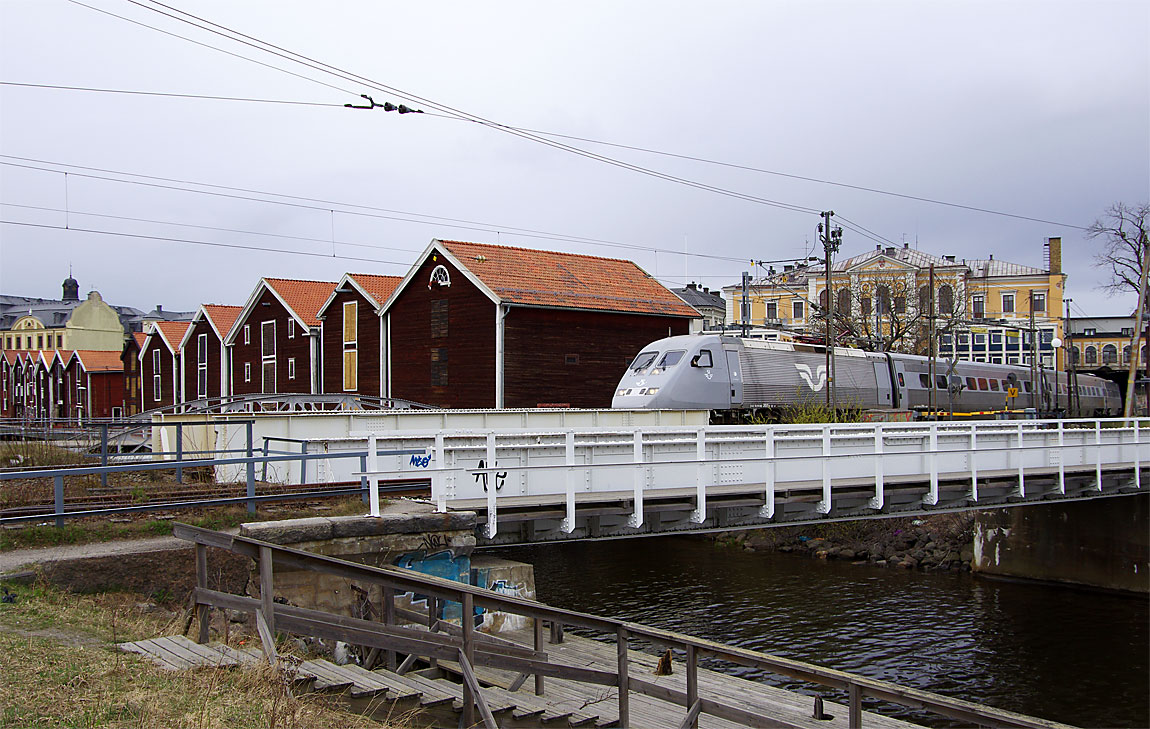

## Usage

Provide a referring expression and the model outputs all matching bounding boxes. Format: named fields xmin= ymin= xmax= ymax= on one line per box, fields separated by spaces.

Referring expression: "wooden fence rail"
xmin=176 ymin=522 xmax=1069 ymax=729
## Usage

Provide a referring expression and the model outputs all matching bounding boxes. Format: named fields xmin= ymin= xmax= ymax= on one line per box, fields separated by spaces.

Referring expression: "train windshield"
xmin=629 ymin=351 xmax=659 ymax=372
xmin=652 ymin=350 xmax=685 ymax=373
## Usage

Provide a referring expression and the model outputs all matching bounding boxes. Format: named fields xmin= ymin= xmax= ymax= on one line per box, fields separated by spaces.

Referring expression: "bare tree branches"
xmin=1089 ymin=202 xmax=1150 ymax=301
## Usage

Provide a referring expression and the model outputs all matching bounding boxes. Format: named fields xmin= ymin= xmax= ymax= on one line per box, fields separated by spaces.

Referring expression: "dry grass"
xmin=0 ymin=581 xmax=416 ymax=728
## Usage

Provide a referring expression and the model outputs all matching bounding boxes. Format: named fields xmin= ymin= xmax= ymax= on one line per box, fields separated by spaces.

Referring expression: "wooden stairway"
xmin=119 ymin=635 xmax=614 ymax=728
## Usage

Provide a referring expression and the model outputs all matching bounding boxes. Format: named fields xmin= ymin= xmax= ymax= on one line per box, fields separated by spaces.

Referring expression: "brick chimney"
xmin=1046 ymin=237 xmax=1062 ymax=274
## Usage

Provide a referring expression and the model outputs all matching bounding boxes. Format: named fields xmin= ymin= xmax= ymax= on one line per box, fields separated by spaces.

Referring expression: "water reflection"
xmin=494 ymin=536 xmax=1149 ymax=728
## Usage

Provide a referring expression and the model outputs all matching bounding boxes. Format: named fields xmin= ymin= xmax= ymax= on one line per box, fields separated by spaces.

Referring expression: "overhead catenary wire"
xmin=0 ymin=219 xmax=412 ymax=267
xmin=0 ymin=156 xmax=793 ymax=266
xmin=2 ymin=77 xmax=1087 ymax=232
xmin=0 ymin=81 xmax=346 ymax=107
xmin=0 ymin=201 xmax=421 ymax=255
xmin=76 ymin=0 xmax=822 ymax=217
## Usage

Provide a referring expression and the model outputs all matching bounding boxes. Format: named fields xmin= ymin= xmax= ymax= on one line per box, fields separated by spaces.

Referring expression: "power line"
xmin=90 ymin=0 xmax=822 ymax=217
xmin=0 ymin=81 xmax=345 ymax=107
xmin=4 ymin=73 xmax=1088 ymax=232
xmin=0 ymin=201 xmax=421 ymax=255
xmin=0 ymin=155 xmax=775 ymax=265
xmin=0 ymin=219 xmax=413 ymax=267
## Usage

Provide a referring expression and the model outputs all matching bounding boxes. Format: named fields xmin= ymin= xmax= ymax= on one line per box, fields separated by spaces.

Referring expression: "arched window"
xmin=1085 ymin=346 xmax=1097 ymax=364
xmin=894 ymin=295 xmax=906 ymax=314
xmin=1071 ymin=346 xmax=1080 ymax=365
xmin=861 ymin=296 xmax=872 ymax=318
xmin=938 ymin=285 xmax=954 ymax=315
xmin=877 ymin=285 xmax=892 ymax=315
xmin=837 ymin=288 xmax=851 ymax=316
xmin=1142 ymin=345 xmax=1147 ymax=364
xmin=1102 ymin=344 xmax=1117 ymax=364
xmin=1124 ymin=345 xmax=1132 ymax=363
xmin=819 ymin=289 xmax=829 ymax=314
xmin=918 ymin=285 xmax=930 ymax=313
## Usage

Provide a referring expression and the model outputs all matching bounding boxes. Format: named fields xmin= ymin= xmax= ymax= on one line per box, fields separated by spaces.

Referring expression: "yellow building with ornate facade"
xmin=723 ymin=237 xmax=1067 ymax=368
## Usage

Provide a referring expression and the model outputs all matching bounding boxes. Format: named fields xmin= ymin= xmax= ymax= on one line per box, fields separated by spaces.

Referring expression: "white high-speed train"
xmin=612 ymin=334 xmax=1120 ymax=416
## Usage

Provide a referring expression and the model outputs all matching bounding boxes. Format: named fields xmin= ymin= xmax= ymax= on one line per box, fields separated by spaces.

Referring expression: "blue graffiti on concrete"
xmin=395 ymin=549 xmax=470 ymax=622
xmin=409 ymin=453 xmax=432 ymax=468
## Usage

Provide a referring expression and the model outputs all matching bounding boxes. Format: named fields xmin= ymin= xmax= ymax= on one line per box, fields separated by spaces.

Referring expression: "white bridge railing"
xmin=358 ymin=418 xmax=1148 ymax=539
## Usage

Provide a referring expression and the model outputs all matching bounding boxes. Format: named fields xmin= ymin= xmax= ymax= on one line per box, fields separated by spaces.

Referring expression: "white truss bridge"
xmin=355 ymin=417 xmax=1148 ymax=545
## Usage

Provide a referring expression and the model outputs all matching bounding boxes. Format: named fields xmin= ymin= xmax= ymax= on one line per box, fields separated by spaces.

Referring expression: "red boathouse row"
xmin=3 ymin=239 xmax=702 ymax=420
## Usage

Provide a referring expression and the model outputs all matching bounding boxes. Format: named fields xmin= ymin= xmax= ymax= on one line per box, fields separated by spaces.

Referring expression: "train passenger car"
xmin=612 ymin=334 xmax=1121 ymax=416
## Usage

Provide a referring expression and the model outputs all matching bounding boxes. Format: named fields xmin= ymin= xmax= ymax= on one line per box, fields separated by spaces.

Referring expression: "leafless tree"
xmin=1088 ymin=202 xmax=1150 ymax=302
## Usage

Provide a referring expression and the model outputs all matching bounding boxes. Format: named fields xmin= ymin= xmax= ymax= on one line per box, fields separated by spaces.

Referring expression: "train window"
xmin=1022 ymin=381 xmax=1030 ymax=392
xmin=655 ymin=350 xmax=685 ymax=370
xmin=692 ymin=350 xmax=714 ymax=368
xmin=935 ymin=375 xmax=947 ymax=389
xmin=919 ymin=374 xmax=930 ymax=388
xmin=989 ymin=379 xmax=1000 ymax=391
xmin=966 ymin=377 xmax=977 ymax=390
xmin=652 ymin=351 xmax=684 ymax=373
xmin=629 ymin=351 xmax=658 ymax=372
xmin=978 ymin=378 xmax=988 ymax=390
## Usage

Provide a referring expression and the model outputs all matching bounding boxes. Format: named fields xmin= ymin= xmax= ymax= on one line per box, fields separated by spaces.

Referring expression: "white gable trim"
xmin=376 ymin=239 xmax=502 ymax=317
xmin=317 ymin=273 xmax=387 ymax=318
xmin=224 ymin=279 xmax=314 ymax=345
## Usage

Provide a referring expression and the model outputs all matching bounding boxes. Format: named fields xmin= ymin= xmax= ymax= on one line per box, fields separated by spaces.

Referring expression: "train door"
xmin=872 ymin=359 xmax=893 ymax=408
xmin=725 ymin=349 xmax=743 ymax=406
xmin=887 ymin=356 xmax=908 ymax=409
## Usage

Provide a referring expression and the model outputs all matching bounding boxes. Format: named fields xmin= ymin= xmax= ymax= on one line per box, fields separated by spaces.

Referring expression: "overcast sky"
xmin=1 ymin=0 xmax=1147 ymax=320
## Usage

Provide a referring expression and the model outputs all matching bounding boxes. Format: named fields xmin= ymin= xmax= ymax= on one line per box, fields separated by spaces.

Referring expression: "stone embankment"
xmin=721 ymin=513 xmax=976 ymax=572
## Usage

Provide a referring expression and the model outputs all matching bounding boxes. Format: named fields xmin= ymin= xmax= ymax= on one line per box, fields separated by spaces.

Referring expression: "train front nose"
xmin=612 ymin=379 xmax=666 ymax=408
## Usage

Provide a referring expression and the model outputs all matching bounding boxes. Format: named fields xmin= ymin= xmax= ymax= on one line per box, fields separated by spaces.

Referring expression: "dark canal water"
xmin=493 ymin=537 xmax=1149 ymax=728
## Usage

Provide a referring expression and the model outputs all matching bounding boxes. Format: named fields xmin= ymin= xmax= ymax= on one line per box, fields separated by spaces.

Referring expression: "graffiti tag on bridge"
xmin=474 ymin=459 xmax=506 ymax=493
xmin=409 ymin=453 xmax=432 ymax=468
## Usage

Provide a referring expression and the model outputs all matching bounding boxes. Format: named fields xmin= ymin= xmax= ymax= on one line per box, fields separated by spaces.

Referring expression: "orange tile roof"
xmin=439 ymin=240 xmax=699 ymax=317
xmin=265 ymin=278 xmax=337 ymax=327
xmin=348 ymin=273 xmax=404 ymax=308
xmin=132 ymin=332 xmax=147 ymax=348
xmin=154 ymin=321 xmax=191 ymax=352
xmin=204 ymin=304 xmax=243 ymax=338
xmin=72 ymin=350 xmax=124 ymax=372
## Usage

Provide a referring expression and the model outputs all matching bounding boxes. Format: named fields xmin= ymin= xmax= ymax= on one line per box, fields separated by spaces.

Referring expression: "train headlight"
xmin=616 ymin=388 xmax=629 ymax=397
xmin=646 ymin=387 xmax=659 ymax=396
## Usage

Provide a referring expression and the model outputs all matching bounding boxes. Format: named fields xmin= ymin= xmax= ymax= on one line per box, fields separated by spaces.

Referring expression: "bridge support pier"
xmin=973 ymin=493 xmax=1148 ymax=593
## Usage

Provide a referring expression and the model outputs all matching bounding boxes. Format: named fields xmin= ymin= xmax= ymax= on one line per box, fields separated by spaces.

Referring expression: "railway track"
xmin=1 ymin=480 xmax=430 ymax=519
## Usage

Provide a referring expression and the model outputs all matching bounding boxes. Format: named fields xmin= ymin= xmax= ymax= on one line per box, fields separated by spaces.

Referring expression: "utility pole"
xmin=1123 ymin=230 xmax=1149 ymax=417
xmin=819 ymin=211 xmax=843 ymax=411
xmin=928 ymin=264 xmax=936 ymax=416
xmin=1029 ymin=290 xmax=1038 ymax=412
xmin=1066 ymin=297 xmax=1077 ymax=416
xmin=740 ymin=271 xmax=752 ymax=338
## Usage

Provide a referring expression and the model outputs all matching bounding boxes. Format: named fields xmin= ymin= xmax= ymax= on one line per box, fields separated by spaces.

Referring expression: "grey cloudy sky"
xmin=1 ymin=0 xmax=1147 ymax=319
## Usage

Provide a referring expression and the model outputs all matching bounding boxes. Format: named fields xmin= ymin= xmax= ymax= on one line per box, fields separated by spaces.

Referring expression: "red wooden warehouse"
xmin=120 ymin=332 xmax=147 ymax=417
xmin=316 ymin=273 xmax=402 ymax=398
xmin=179 ymin=304 xmax=242 ymax=403
xmin=226 ymin=278 xmax=336 ymax=396
xmin=139 ymin=321 xmax=190 ymax=412
xmin=381 ymin=239 xmax=698 ymax=409
xmin=67 ymin=350 xmax=126 ymax=420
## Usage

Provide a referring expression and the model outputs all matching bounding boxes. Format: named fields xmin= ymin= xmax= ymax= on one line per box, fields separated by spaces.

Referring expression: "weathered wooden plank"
xmin=167 ymin=636 xmax=239 ymax=668
xmin=458 ymin=650 xmax=499 ymax=729
xmin=117 ymin=640 xmax=185 ymax=671
xmin=129 ymin=638 xmax=199 ymax=671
